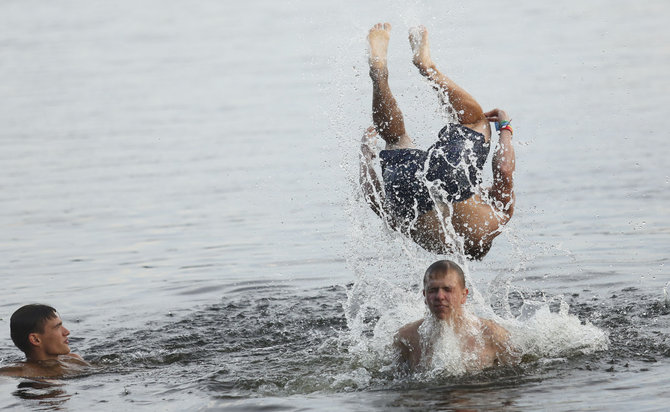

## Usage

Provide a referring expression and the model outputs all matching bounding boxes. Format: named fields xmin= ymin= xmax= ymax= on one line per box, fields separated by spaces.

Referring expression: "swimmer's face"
xmin=31 ymin=315 xmax=71 ymax=359
xmin=423 ymin=271 xmax=468 ymax=320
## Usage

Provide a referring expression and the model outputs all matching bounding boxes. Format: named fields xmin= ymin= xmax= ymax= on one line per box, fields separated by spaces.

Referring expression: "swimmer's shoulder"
xmin=480 ymin=318 xmax=521 ymax=365
xmin=63 ymin=353 xmax=84 ymax=361
xmin=396 ymin=319 xmax=423 ymax=339
xmin=0 ymin=364 xmax=24 ymax=377
xmin=60 ymin=353 xmax=90 ymax=367
xmin=0 ymin=362 xmax=42 ymax=378
xmin=480 ymin=318 xmax=510 ymax=343
xmin=394 ymin=320 xmax=424 ymax=369
xmin=394 ymin=319 xmax=423 ymax=351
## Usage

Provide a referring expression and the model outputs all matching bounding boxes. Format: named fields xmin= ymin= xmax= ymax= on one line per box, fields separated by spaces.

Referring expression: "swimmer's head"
xmin=10 ymin=304 xmax=59 ymax=355
xmin=423 ymin=260 xmax=466 ymax=290
xmin=423 ymin=260 xmax=468 ymax=320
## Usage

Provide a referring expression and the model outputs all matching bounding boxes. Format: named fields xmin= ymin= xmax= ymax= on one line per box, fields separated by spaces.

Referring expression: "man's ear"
xmin=28 ymin=333 xmax=41 ymax=347
xmin=461 ymin=288 xmax=469 ymax=304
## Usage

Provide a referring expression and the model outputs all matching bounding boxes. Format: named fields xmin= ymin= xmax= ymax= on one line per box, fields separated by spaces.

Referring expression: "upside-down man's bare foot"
xmin=368 ymin=23 xmax=392 ymax=79
xmin=409 ymin=25 xmax=436 ymax=76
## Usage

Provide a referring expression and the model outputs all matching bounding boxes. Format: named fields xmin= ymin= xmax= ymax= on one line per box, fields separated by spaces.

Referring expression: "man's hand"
xmin=360 ymin=126 xmax=378 ymax=160
xmin=484 ymin=108 xmax=510 ymax=124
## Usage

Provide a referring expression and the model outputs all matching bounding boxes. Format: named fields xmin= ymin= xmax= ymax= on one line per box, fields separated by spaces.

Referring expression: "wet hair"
xmin=10 ymin=304 xmax=58 ymax=354
xmin=423 ymin=260 xmax=466 ymax=289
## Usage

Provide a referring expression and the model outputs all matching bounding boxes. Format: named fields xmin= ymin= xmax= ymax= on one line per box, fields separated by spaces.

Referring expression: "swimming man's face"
xmin=423 ymin=271 xmax=468 ymax=320
xmin=34 ymin=315 xmax=71 ymax=359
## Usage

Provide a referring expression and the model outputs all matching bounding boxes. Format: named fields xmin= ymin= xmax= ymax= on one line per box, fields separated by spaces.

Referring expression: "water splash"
xmin=330 ymin=0 xmax=610 ymax=381
xmin=417 ymin=314 xmax=479 ymax=376
xmin=344 ymin=138 xmax=609 ymax=377
xmin=506 ymin=299 xmax=609 ymax=359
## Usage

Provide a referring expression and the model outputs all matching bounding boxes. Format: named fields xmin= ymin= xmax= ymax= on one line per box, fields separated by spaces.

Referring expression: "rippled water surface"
xmin=1 ymin=0 xmax=669 ymax=410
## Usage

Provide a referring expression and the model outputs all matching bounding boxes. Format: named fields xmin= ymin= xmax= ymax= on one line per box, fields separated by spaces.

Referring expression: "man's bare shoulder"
xmin=0 ymin=362 xmax=44 ymax=378
xmin=0 ymin=354 xmax=88 ymax=378
xmin=394 ymin=319 xmax=423 ymax=352
xmin=396 ymin=319 xmax=423 ymax=339
xmin=394 ymin=319 xmax=424 ymax=370
xmin=0 ymin=364 xmax=25 ymax=377
xmin=480 ymin=318 xmax=510 ymax=341
xmin=479 ymin=318 xmax=520 ymax=365
xmin=62 ymin=353 xmax=87 ymax=364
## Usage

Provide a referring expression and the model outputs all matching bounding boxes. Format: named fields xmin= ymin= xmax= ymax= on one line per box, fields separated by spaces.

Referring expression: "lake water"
xmin=1 ymin=0 xmax=669 ymax=410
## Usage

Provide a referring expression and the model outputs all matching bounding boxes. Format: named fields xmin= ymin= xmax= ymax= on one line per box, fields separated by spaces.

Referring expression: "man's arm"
xmin=483 ymin=319 xmax=520 ymax=365
xmin=392 ymin=320 xmax=422 ymax=371
xmin=360 ymin=127 xmax=399 ymax=231
xmin=392 ymin=334 xmax=411 ymax=368
xmin=484 ymin=109 xmax=515 ymax=223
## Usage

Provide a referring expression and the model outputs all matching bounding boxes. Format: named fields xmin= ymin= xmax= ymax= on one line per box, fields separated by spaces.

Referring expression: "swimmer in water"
xmin=0 ymin=304 xmax=89 ymax=378
xmin=394 ymin=260 xmax=518 ymax=372
xmin=360 ymin=23 xmax=516 ymax=259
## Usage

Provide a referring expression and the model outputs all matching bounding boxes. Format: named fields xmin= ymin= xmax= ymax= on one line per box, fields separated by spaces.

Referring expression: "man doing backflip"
xmin=360 ymin=23 xmax=515 ymax=259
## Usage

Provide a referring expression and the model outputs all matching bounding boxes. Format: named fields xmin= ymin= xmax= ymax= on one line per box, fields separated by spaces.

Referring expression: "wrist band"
xmin=499 ymin=124 xmax=513 ymax=135
xmin=495 ymin=119 xmax=511 ymax=131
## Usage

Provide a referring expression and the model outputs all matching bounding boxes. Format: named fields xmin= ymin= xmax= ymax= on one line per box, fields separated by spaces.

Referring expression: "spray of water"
xmin=342 ymin=197 xmax=609 ymax=379
xmin=326 ymin=4 xmax=609 ymax=381
xmin=341 ymin=79 xmax=609 ymax=381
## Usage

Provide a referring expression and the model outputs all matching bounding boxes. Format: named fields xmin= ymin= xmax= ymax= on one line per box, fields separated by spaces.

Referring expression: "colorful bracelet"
xmin=495 ymin=119 xmax=511 ymax=131
xmin=499 ymin=124 xmax=513 ymax=135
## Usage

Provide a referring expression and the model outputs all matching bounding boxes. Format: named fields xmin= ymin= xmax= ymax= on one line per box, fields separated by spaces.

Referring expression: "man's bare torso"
xmin=394 ymin=316 xmax=514 ymax=372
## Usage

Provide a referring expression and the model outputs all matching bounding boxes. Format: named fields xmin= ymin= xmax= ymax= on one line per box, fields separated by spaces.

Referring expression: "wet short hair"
xmin=10 ymin=304 xmax=58 ymax=354
xmin=423 ymin=260 xmax=466 ymax=289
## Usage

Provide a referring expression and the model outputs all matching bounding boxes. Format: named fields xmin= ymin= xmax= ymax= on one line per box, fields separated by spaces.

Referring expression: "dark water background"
xmin=1 ymin=0 xmax=669 ymax=410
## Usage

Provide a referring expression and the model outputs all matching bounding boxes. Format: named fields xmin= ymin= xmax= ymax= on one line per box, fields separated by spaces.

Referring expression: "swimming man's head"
xmin=10 ymin=304 xmax=65 ymax=357
xmin=423 ymin=260 xmax=466 ymax=290
xmin=422 ymin=260 xmax=468 ymax=320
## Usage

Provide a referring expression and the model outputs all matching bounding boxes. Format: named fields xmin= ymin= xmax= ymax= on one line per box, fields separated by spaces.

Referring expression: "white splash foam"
xmin=505 ymin=300 xmax=609 ymax=359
